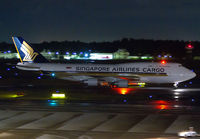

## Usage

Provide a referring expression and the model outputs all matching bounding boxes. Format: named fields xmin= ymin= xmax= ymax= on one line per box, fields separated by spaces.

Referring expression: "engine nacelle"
xmin=83 ymin=78 xmax=98 ymax=86
xmin=115 ymin=80 xmax=128 ymax=88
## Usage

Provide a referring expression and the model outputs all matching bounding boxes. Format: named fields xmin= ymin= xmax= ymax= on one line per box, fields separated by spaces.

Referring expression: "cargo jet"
xmin=12 ymin=37 xmax=196 ymax=88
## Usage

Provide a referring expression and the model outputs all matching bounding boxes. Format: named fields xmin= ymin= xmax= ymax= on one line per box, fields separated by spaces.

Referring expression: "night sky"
xmin=1 ymin=0 xmax=200 ymax=43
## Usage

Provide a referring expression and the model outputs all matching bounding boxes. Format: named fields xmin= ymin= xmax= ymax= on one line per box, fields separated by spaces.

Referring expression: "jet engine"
xmin=115 ymin=80 xmax=128 ymax=88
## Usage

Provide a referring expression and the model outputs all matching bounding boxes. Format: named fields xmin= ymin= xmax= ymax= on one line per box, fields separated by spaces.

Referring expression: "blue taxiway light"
xmin=51 ymin=73 xmax=55 ymax=77
xmin=184 ymin=85 xmax=187 ymax=87
xmin=7 ymin=68 xmax=10 ymax=71
xmin=149 ymin=95 xmax=152 ymax=98
xmin=37 ymin=76 xmax=41 ymax=79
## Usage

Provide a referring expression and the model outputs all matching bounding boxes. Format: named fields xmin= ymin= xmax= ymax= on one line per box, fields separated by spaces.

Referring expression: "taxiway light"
xmin=6 ymin=68 xmax=10 ymax=71
xmin=51 ymin=73 xmax=55 ymax=77
xmin=192 ymin=99 xmax=195 ymax=102
xmin=51 ymin=93 xmax=66 ymax=99
xmin=37 ymin=76 xmax=41 ymax=79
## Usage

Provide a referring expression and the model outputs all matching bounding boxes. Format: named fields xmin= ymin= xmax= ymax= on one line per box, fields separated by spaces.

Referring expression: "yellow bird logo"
xmin=20 ymin=41 xmax=39 ymax=61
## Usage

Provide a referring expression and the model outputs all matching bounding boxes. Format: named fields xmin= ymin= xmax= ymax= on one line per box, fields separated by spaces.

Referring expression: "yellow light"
xmin=51 ymin=93 xmax=66 ymax=99
xmin=121 ymin=89 xmax=127 ymax=95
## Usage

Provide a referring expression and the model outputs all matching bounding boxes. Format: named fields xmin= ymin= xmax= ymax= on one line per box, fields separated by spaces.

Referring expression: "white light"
xmin=174 ymin=96 xmax=179 ymax=99
xmin=174 ymin=89 xmax=184 ymax=92
xmin=174 ymin=92 xmax=180 ymax=95
xmin=174 ymin=105 xmax=180 ymax=108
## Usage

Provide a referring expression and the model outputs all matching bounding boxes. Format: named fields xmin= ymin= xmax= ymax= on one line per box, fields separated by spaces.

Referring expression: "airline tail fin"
xmin=12 ymin=37 xmax=49 ymax=63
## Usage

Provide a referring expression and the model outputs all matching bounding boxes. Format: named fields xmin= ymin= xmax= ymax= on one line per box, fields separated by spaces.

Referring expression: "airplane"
xmin=12 ymin=36 xmax=196 ymax=88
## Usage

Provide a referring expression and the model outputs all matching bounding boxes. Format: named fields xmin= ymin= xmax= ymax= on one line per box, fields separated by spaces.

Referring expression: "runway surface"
xmin=0 ymin=102 xmax=199 ymax=139
xmin=0 ymin=75 xmax=200 ymax=138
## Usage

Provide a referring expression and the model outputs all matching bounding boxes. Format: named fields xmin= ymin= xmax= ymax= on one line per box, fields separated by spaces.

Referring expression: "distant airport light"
xmin=14 ymin=73 xmax=18 ymax=76
xmin=0 ymin=76 xmax=2 ymax=79
xmin=84 ymin=53 xmax=89 ymax=57
xmin=186 ymin=44 xmax=194 ymax=49
xmin=40 ymin=73 xmax=43 ymax=76
xmin=7 ymin=50 xmax=11 ymax=53
xmin=80 ymin=52 xmax=83 ymax=54
xmin=55 ymin=52 xmax=59 ymax=55
xmin=123 ymin=99 xmax=127 ymax=103
xmin=72 ymin=52 xmax=77 ymax=55
xmin=189 ymin=81 xmax=192 ymax=84
xmin=149 ymin=95 xmax=152 ymax=98
xmin=65 ymin=52 xmax=69 ymax=55
xmin=192 ymin=99 xmax=195 ymax=102
xmin=141 ymin=56 xmax=148 ymax=60
xmin=6 ymin=68 xmax=10 ymax=71
xmin=48 ymin=52 xmax=51 ymax=54
xmin=12 ymin=66 xmax=15 ymax=69
xmin=161 ymin=60 xmax=166 ymax=64
xmin=3 ymin=52 xmax=6 ymax=54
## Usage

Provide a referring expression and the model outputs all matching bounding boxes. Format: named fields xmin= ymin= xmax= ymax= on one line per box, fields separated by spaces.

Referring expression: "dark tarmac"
xmin=0 ymin=85 xmax=200 ymax=139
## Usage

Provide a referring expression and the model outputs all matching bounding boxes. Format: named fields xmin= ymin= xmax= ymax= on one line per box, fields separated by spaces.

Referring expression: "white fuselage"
xmin=16 ymin=62 xmax=196 ymax=84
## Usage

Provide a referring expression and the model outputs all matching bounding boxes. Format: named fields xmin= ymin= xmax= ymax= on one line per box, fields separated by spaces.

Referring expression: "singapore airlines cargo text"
xmin=76 ymin=67 xmax=165 ymax=73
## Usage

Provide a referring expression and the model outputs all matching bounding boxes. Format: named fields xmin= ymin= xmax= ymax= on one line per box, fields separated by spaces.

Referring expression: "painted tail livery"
xmin=12 ymin=37 xmax=48 ymax=63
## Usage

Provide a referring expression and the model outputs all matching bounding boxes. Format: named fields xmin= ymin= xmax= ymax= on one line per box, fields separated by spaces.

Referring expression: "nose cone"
xmin=178 ymin=69 xmax=196 ymax=82
xmin=189 ymin=71 xmax=196 ymax=80
xmin=184 ymin=70 xmax=196 ymax=81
